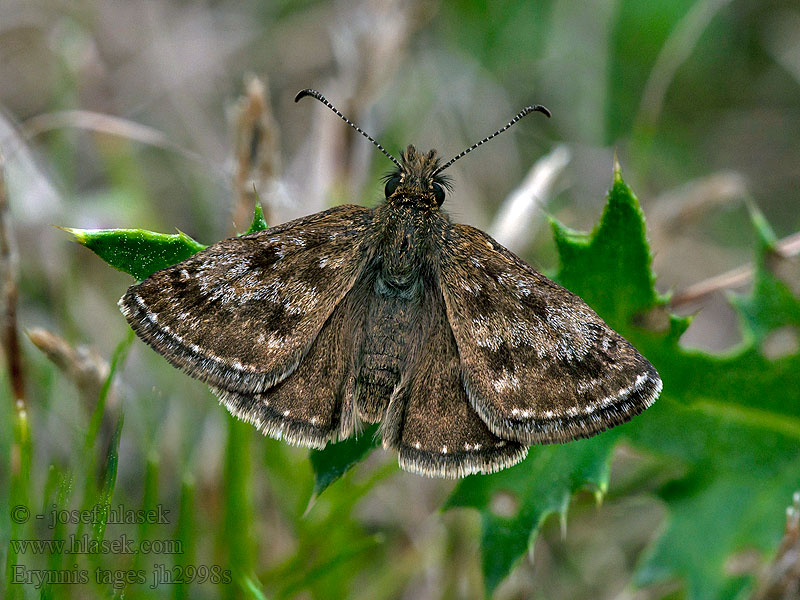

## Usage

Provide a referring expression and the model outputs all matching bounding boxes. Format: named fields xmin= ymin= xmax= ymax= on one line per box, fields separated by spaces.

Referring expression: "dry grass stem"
xmin=489 ymin=144 xmax=571 ymax=254
xmin=26 ymin=327 xmax=112 ymax=410
xmin=0 ymin=151 xmax=25 ymax=407
xmin=752 ymin=492 xmax=800 ymax=600
xmin=670 ymin=231 xmax=800 ymax=308
xmin=231 ymin=75 xmax=282 ymax=233
xmin=651 ymin=172 xmax=748 ymax=235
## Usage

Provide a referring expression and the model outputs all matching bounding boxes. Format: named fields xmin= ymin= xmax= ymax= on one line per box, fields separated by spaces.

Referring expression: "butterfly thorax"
xmin=371 ymin=145 xmax=450 ymax=295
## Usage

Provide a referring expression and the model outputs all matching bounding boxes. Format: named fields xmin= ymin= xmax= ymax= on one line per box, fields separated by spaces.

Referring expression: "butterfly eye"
xmin=432 ymin=183 xmax=446 ymax=206
xmin=385 ymin=176 xmax=402 ymax=198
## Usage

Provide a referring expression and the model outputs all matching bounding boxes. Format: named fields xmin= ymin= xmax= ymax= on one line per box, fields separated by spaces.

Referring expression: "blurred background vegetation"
xmin=1 ymin=0 xmax=799 ymax=598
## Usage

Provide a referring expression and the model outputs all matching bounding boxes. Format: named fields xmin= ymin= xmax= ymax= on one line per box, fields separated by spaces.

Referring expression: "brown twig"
xmin=669 ymin=231 xmax=800 ymax=308
xmin=21 ymin=109 xmax=225 ymax=181
xmin=751 ymin=492 xmax=800 ymax=600
xmin=231 ymin=75 xmax=281 ymax=233
xmin=0 ymin=151 xmax=25 ymax=407
xmin=26 ymin=327 xmax=111 ymax=407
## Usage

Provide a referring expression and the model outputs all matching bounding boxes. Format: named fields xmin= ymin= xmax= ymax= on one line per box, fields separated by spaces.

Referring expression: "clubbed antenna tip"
xmin=434 ymin=104 xmax=551 ymax=175
xmin=295 ymin=89 xmax=402 ymax=169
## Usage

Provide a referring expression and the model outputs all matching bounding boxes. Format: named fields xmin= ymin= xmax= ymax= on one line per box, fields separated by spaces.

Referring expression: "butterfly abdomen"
xmin=354 ymin=209 xmax=443 ymax=424
xmin=356 ymin=294 xmax=417 ymax=423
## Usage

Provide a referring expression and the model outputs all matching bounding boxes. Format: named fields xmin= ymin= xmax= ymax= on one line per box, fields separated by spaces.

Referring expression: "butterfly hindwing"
xmin=380 ymin=286 xmax=528 ymax=478
xmin=210 ymin=277 xmax=371 ymax=448
xmin=439 ymin=224 xmax=662 ymax=444
xmin=120 ymin=204 xmax=373 ymax=395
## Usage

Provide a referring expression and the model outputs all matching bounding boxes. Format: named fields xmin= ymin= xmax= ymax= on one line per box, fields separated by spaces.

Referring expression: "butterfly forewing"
xmin=120 ymin=204 xmax=372 ymax=395
xmin=439 ymin=224 xmax=662 ymax=444
xmin=209 ymin=277 xmax=372 ymax=448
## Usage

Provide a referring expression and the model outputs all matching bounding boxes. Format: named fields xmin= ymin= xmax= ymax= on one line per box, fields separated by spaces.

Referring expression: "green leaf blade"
xmin=65 ymin=227 xmax=207 ymax=280
xmin=551 ymin=165 xmax=660 ymax=329
xmin=448 ymin=435 xmax=618 ymax=594
xmin=245 ymin=202 xmax=268 ymax=234
xmin=309 ymin=424 xmax=380 ymax=497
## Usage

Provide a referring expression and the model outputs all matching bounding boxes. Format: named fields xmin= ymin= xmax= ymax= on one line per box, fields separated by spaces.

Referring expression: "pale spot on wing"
xmin=577 ymin=378 xmax=603 ymax=393
xmin=462 ymin=280 xmax=483 ymax=295
xmin=283 ymin=409 xmax=290 ymax=417
xmin=472 ymin=315 xmax=503 ymax=351
xmin=263 ymin=333 xmax=287 ymax=350
xmin=472 ymin=312 xmax=571 ymax=357
xmin=596 ymin=371 xmax=652 ymax=407
xmin=134 ymin=294 xmax=159 ymax=324
xmin=515 ymin=279 xmax=532 ymax=297
xmin=442 ymin=446 xmax=448 ymax=454
xmin=492 ymin=368 xmax=521 ymax=393
xmin=319 ymin=255 xmax=346 ymax=269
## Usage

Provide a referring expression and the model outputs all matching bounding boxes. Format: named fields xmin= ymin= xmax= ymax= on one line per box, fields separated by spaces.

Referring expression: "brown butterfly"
xmin=119 ymin=89 xmax=661 ymax=478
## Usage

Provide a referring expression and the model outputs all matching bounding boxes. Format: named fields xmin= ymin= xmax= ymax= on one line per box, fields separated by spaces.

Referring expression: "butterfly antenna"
xmin=295 ymin=89 xmax=402 ymax=170
xmin=434 ymin=104 xmax=551 ymax=175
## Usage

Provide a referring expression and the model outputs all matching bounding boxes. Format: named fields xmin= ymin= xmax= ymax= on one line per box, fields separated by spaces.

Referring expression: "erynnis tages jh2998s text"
xmin=120 ymin=89 xmax=662 ymax=478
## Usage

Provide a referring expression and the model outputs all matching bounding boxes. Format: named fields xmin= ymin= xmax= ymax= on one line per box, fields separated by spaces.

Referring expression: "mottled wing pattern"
xmin=211 ymin=277 xmax=371 ymax=448
xmin=439 ymin=224 xmax=662 ymax=444
xmin=120 ymin=204 xmax=373 ymax=397
xmin=381 ymin=288 xmax=527 ymax=477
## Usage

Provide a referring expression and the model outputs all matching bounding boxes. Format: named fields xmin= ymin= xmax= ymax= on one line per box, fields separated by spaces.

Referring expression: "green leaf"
xmin=92 ymin=414 xmax=124 ymax=544
xmin=309 ymin=424 xmax=381 ymax=497
xmin=64 ymin=203 xmax=269 ymax=282
xmin=222 ymin=418 xmax=257 ymax=598
xmin=729 ymin=204 xmax=800 ymax=342
xmin=628 ymin=209 xmax=800 ymax=600
xmin=447 ymin=161 xmax=800 ymax=599
xmin=64 ymin=226 xmax=207 ymax=281
xmin=446 ymin=434 xmax=617 ymax=592
xmin=551 ymin=158 xmax=661 ymax=329
xmin=245 ymin=201 xmax=268 ymax=234
xmin=4 ymin=399 xmax=31 ymax=600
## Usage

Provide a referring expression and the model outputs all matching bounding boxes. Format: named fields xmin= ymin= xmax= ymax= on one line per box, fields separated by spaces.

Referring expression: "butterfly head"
xmin=382 ymin=145 xmax=451 ymax=210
